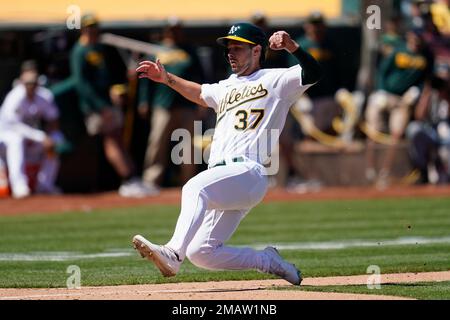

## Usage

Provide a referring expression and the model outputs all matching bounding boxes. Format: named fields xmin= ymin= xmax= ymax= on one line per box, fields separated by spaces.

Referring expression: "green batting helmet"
xmin=217 ymin=22 xmax=267 ymax=63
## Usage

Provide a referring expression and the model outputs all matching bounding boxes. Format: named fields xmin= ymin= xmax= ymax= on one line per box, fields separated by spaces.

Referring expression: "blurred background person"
xmin=406 ymin=63 xmax=450 ymax=184
xmin=138 ymin=19 xmax=203 ymax=189
xmin=0 ymin=68 xmax=64 ymax=198
xmin=402 ymin=0 xmax=448 ymax=69
xmin=250 ymin=12 xmax=321 ymax=191
xmin=379 ymin=15 xmax=405 ymax=59
xmin=280 ymin=11 xmax=343 ymax=191
xmin=250 ymin=11 xmax=291 ymax=69
xmin=407 ymin=0 xmax=430 ymax=31
xmin=70 ymin=14 xmax=155 ymax=197
xmin=289 ymin=12 xmax=340 ymax=99
xmin=365 ymin=30 xmax=434 ymax=188
xmin=287 ymin=12 xmax=344 ymax=142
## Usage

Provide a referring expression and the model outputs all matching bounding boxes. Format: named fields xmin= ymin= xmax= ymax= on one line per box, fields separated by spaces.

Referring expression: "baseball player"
xmin=0 ymin=70 xmax=64 ymax=198
xmin=70 ymin=14 xmax=155 ymax=198
xmin=365 ymin=30 xmax=434 ymax=187
xmin=133 ymin=23 xmax=321 ymax=285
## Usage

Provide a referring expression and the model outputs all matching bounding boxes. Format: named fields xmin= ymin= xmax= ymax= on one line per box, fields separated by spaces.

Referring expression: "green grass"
xmin=278 ymin=281 xmax=450 ymax=300
xmin=0 ymin=197 xmax=449 ymax=297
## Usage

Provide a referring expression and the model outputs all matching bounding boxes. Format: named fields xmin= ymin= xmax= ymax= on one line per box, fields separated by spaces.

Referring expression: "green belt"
xmin=212 ymin=156 xmax=245 ymax=168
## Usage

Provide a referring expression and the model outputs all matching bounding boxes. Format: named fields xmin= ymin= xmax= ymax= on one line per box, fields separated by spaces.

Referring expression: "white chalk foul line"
xmin=0 ymin=236 xmax=449 ymax=262
xmin=249 ymin=236 xmax=450 ymax=251
xmin=0 ymin=251 xmax=133 ymax=261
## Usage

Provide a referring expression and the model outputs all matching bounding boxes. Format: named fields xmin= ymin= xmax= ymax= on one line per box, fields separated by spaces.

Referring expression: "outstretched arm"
xmin=136 ymin=59 xmax=208 ymax=108
xmin=269 ymin=31 xmax=322 ymax=85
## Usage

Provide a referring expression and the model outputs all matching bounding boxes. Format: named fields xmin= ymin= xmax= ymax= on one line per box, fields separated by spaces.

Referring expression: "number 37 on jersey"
xmin=234 ymin=109 xmax=265 ymax=131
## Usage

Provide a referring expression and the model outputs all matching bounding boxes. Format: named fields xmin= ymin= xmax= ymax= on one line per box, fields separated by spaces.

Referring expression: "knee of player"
xmin=365 ymin=103 xmax=384 ymax=128
xmin=186 ymin=244 xmax=215 ymax=268
xmin=367 ymin=91 xmax=388 ymax=111
xmin=182 ymin=178 xmax=207 ymax=199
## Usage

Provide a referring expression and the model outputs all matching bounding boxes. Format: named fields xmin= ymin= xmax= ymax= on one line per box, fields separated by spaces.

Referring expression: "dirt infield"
xmin=1 ymin=186 xmax=449 ymax=300
xmin=1 ymin=271 xmax=449 ymax=300
xmin=1 ymin=184 xmax=449 ymax=216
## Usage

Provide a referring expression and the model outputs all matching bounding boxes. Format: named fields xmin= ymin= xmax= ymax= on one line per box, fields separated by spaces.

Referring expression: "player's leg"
xmin=1 ymin=133 xmax=30 ymax=198
xmin=365 ymin=90 xmax=388 ymax=182
xmin=185 ymin=209 xmax=251 ymax=270
xmin=95 ymin=110 xmax=155 ymax=197
xmin=133 ymin=161 xmax=268 ymax=276
xmin=102 ymin=130 xmax=134 ymax=179
xmin=376 ymin=94 xmax=409 ymax=187
xmin=142 ymin=107 xmax=171 ymax=186
xmin=36 ymin=153 xmax=61 ymax=194
xmin=0 ymin=143 xmax=9 ymax=197
xmin=184 ymin=208 xmax=302 ymax=285
xmin=166 ymin=161 xmax=268 ymax=258
xmin=406 ymin=121 xmax=439 ymax=183
xmin=172 ymin=106 xmax=197 ymax=185
xmin=85 ymin=110 xmax=132 ymax=178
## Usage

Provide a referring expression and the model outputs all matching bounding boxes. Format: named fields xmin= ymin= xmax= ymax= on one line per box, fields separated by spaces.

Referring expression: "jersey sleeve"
xmin=0 ymin=88 xmax=22 ymax=123
xmin=200 ymin=83 xmax=221 ymax=112
xmin=274 ymin=65 xmax=313 ymax=102
xmin=10 ymin=122 xmax=47 ymax=143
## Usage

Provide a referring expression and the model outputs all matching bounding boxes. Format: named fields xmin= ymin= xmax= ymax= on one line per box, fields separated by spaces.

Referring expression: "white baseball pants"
xmin=0 ymin=132 xmax=59 ymax=197
xmin=166 ymin=159 xmax=273 ymax=273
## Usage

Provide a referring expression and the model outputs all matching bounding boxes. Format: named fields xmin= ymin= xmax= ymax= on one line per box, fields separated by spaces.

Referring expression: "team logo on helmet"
xmin=229 ymin=25 xmax=241 ymax=35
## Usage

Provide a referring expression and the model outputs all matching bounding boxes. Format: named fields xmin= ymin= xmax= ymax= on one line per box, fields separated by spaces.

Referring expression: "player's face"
xmin=82 ymin=25 xmax=100 ymax=43
xmin=226 ymin=41 xmax=259 ymax=76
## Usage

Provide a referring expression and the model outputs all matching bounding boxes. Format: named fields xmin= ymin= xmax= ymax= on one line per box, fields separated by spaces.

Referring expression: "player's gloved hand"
xmin=269 ymin=31 xmax=299 ymax=53
xmin=136 ymin=59 xmax=169 ymax=84
xmin=47 ymin=131 xmax=73 ymax=154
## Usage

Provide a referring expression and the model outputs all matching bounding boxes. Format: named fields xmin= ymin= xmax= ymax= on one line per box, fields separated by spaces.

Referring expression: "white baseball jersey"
xmin=0 ymin=84 xmax=59 ymax=143
xmin=201 ymin=64 xmax=312 ymax=166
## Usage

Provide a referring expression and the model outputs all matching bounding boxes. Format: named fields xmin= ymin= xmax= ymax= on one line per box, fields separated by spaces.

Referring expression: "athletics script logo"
xmin=217 ymin=83 xmax=268 ymax=123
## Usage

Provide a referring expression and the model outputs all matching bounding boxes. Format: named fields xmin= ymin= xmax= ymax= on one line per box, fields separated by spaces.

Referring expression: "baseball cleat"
xmin=263 ymin=246 xmax=302 ymax=285
xmin=119 ymin=178 xmax=159 ymax=198
xmin=132 ymin=235 xmax=181 ymax=277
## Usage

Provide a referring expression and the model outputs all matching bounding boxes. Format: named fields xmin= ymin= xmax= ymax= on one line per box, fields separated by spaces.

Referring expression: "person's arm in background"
xmin=0 ymin=88 xmax=50 ymax=145
xmin=42 ymin=92 xmax=67 ymax=152
xmin=414 ymin=81 xmax=433 ymax=121
xmin=136 ymin=59 xmax=208 ymax=108
xmin=269 ymin=31 xmax=322 ymax=85
xmin=25 ymin=88 xmax=68 ymax=152
xmin=1 ymin=92 xmax=52 ymax=146
xmin=376 ymin=51 xmax=395 ymax=90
